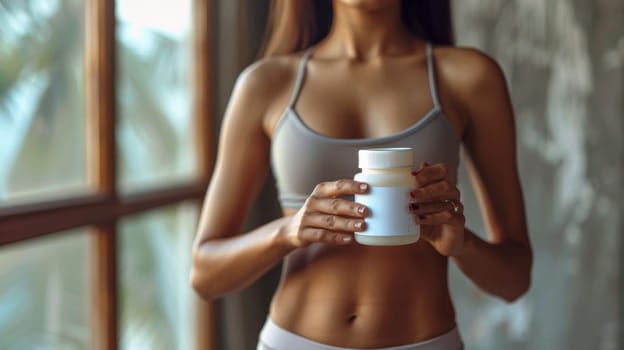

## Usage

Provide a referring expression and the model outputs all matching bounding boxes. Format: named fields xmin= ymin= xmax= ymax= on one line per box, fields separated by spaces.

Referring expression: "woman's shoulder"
xmin=432 ymin=45 xmax=509 ymax=105
xmin=235 ymin=52 xmax=304 ymax=97
xmin=433 ymin=45 xmax=507 ymax=88
xmin=226 ymin=52 xmax=308 ymax=133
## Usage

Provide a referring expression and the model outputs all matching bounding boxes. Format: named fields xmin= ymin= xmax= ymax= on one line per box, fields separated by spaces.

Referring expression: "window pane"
xmin=116 ymin=0 xmax=196 ymax=192
xmin=119 ymin=202 xmax=198 ymax=350
xmin=0 ymin=229 xmax=91 ymax=349
xmin=0 ymin=0 xmax=86 ymax=202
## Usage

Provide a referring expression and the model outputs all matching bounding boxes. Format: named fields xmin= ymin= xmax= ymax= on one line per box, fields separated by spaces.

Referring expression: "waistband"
xmin=258 ymin=317 xmax=463 ymax=350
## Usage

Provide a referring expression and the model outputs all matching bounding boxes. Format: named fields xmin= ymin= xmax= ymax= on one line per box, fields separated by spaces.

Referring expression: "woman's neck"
xmin=321 ymin=1 xmax=417 ymax=60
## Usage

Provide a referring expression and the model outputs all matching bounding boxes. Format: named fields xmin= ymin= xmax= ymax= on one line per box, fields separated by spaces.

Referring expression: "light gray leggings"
xmin=257 ymin=318 xmax=464 ymax=350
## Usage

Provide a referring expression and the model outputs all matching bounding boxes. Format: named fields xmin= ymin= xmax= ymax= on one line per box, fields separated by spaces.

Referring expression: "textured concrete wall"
xmin=451 ymin=1 xmax=623 ymax=349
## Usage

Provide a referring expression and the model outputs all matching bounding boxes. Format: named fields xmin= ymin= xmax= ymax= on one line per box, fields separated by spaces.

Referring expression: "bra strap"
xmin=288 ymin=47 xmax=315 ymax=108
xmin=426 ymin=43 xmax=441 ymax=109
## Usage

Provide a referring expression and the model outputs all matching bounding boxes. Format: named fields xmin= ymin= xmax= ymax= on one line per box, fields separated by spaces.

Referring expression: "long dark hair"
xmin=260 ymin=0 xmax=454 ymax=57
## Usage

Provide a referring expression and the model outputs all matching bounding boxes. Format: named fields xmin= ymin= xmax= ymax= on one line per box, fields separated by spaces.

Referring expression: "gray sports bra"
xmin=270 ymin=43 xmax=460 ymax=208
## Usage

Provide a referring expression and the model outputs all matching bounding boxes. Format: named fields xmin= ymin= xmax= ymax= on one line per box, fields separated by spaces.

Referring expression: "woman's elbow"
xmin=189 ymin=247 xmax=224 ymax=300
xmin=190 ymin=267 xmax=215 ymax=300
xmin=501 ymin=276 xmax=531 ymax=303
xmin=502 ymin=251 xmax=533 ymax=303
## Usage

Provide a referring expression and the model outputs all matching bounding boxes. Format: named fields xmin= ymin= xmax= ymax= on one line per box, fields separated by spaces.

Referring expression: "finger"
xmin=307 ymin=197 xmax=368 ymax=217
xmin=311 ymin=179 xmax=369 ymax=198
xmin=304 ymin=213 xmax=366 ymax=232
xmin=415 ymin=210 xmax=465 ymax=226
xmin=300 ymin=228 xmax=354 ymax=245
xmin=412 ymin=163 xmax=449 ymax=188
xmin=410 ymin=180 xmax=460 ymax=202
xmin=408 ymin=201 xmax=455 ymax=216
xmin=417 ymin=161 xmax=429 ymax=171
xmin=444 ymin=199 xmax=464 ymax=214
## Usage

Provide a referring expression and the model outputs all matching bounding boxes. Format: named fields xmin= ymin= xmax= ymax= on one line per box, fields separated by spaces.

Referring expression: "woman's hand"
xmin=278 ymin=180 xmax=370 ymax=248
xmin=410 ymin=162 xmax=466 ymax=257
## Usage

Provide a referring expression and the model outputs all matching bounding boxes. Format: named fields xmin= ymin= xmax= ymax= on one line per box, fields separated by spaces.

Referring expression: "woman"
xmin=191 ymin=1 xmax=533 ymax=349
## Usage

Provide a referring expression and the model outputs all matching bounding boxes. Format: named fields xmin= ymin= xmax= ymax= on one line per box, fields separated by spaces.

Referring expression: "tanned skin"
xmin=191 ymin=0 xmax=533 ymax=347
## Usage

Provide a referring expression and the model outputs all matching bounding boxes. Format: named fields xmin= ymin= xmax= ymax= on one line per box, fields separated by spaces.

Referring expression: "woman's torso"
xmin=263 ymin=42 xmax=465 ymax=348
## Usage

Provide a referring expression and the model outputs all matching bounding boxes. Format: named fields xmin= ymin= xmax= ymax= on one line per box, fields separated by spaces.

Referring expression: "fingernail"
xmin=359 ymin=183 xmax=368 ymax=191
xmin=354 ymin=222 xmax=363 ymax=229
xmin=343 ymin=236 xmax=352 ymax=243
xmin=357 ymin=206 xmax=366 ymax=214
xmin=410 ymin=203 xmax=419 ymax=211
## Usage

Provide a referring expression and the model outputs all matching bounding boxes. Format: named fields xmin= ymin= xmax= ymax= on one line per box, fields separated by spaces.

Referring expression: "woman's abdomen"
xmin=269 ymin=240 xmax=457 ymax=348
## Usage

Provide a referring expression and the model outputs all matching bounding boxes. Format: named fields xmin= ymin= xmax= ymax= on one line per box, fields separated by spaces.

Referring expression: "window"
xmin=0 ymin=228 xmax=91 ymax=348
xmin=116 ymin=0 xmax=197 ymax=192
xmin=0 ymin=0 xmax=87 ymax=202
xmin=0 ymin=0 xmax=215 ymax=349
xmin=119 ymin=203 xmax=198 ymax=350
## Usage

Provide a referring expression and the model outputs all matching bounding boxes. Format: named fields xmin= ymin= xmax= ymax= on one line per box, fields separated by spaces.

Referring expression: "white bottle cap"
xmin=358 ymin=147 xmax=414 ymax=169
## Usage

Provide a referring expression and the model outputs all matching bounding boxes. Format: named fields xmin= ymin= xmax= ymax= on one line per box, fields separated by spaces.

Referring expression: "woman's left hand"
xmin=409 ymin=162 xmax=466 ymax=257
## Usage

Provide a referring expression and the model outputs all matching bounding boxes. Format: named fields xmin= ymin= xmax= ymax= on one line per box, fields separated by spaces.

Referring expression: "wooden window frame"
xmin=0 ymin=0 xmax=216 ymax=349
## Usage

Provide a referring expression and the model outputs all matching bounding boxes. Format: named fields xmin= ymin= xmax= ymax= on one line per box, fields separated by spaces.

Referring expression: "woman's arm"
xmin=190 ymin=60 xmax=292 ymax=299
xmin=451 ymin=48 xmax=532 ymax=302
xmin=453 ymin=50 xmax=533 ymax=301
xmin=190 ymin=58 xmax=369 ymax=300
xmin=411 ymin=47 xmax=532 ymax=302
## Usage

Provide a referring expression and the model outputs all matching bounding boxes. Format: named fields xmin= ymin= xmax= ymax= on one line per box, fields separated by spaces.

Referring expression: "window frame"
xmin=0 ymin=0 xmax=216 ymax=349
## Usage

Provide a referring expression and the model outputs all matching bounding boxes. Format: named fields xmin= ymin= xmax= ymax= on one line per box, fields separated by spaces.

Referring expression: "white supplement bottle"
xmin=353 ymin=147 xmax=419 ymax=246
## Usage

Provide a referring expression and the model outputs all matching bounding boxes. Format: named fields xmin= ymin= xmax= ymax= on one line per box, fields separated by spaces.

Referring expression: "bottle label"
xmin=354 ymin=186 xmax=418 ymax=238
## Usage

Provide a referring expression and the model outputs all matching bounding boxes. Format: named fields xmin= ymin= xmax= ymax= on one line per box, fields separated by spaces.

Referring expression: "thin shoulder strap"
xmin=288 ymin=47 xmax=315 ymax=108
xmin=426 ymin=43 xmax=441 ymax=109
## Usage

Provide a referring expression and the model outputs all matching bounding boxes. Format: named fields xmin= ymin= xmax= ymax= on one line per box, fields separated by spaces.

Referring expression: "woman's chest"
xmin=295 ymin=64 xmax=439 ymax=140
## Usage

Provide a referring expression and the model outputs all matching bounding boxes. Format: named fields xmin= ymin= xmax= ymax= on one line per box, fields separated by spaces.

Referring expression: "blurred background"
xmin=0 ymin=0 xmax=622 ymax=349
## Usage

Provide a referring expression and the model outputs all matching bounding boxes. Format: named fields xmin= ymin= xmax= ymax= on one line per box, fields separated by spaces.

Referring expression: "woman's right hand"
xmin=277 ymin=179 xmax=370 ymax=248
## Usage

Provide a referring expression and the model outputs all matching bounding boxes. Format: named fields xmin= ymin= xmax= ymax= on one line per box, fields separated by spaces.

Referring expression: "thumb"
xmin=418 ymin=224 xmax=436 ymax=242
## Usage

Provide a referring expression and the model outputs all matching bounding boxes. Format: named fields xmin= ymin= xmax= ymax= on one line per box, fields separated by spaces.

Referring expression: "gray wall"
xmin=451 ymin=1 xmax=623 ymax=349
xmin=211 ymin=1 xmax=623 ymax=349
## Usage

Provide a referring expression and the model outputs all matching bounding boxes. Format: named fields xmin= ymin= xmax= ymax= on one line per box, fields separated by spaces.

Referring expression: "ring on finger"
xmin=443 ymin=199 xmax=461 ymax=214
